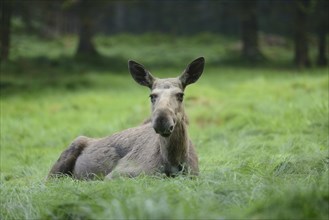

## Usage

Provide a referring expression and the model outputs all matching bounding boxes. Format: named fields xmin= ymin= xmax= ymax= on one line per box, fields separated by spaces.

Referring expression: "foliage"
xmin=1 ymin=34 xmax=328 ymax=219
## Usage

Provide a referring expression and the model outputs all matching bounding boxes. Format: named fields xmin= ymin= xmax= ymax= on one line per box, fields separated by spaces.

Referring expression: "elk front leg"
xmin=105 ymin=166 xmax=144 ymax=180
xmin=105 ymin=171 xmax=134 ymax=180
xmin=105 ymin=159 xmax=157 ymax=180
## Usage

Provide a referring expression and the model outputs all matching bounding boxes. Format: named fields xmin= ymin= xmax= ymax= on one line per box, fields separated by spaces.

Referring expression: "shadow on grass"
xmin=2 ymin=54 xmax=128 ymax=75
xmin=2 ymin=51 xmax=306 ymax=76
xmin=209 ymin=56 xmax=294 ymax=70
xmin=0 ymin=54 xmax=130 ymax=97
xmin=1 ymin=54 xmax=327 ymax=97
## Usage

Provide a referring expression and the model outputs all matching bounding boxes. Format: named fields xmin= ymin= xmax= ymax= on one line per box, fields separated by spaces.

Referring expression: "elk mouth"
xmin=153 ymin=123 xmax=175 ymax=137
xmin=158 ymin=132 xmax=171 ymax=138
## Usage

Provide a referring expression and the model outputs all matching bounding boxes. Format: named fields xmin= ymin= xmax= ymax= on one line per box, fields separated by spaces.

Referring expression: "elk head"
xmin=128 ymin=57 xmax=205 ymax=137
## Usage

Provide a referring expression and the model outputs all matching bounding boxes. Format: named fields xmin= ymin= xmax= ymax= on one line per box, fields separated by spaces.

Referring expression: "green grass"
xmin=1 ymin=34 xmax=328 ymax=219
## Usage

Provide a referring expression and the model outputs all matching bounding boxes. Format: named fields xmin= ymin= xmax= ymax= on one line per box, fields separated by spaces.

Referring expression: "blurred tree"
xmin=75 ymin=0 xmax=99 ymax=57
xmin=3 ymin=0 xmax=326 ymax=68
xmin=315 ymin=0 xmax=328 ymax=66
xmin=239 ymin=0 xmax=265 ymax=62
xmin=14 ymin=1 xmax=78 ymax=37
xmin=18 ymin=0 xmax=35 ymax=34
xmin=0 ymin=0 xmax=12 ymax=62
xmin=40 ymin=1 xmax=63 ymax=38
xmin=293 ymin=0 xmax=313 ymax=68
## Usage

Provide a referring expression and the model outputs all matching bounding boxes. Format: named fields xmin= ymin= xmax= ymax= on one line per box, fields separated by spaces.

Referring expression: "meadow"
xmin=1 ymin=34 xmax=328 ymax=219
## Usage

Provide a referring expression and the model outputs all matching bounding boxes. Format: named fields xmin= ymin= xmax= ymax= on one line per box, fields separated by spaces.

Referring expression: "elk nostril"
xmin=169 ymin=125 xmax=174 ymax=132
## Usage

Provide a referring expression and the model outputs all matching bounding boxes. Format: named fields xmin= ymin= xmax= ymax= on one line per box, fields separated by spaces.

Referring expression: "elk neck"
xmin=158 ymin=112 xmax=189 ymax=166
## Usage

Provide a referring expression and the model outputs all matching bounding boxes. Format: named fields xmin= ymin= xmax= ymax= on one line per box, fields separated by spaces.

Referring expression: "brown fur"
xmin=47 ymin=57 xmax=205 ymax=180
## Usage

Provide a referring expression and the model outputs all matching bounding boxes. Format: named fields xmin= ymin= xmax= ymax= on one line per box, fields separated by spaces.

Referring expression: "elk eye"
xmin=149 ymin=94 xmax=158 ymax=104
xmin=176 ymin=93 xmax=184 ymax=102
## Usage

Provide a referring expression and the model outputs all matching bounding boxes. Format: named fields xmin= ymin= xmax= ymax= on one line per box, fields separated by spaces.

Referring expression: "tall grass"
xmin=1 ymin=34 xmax=328 ymax=219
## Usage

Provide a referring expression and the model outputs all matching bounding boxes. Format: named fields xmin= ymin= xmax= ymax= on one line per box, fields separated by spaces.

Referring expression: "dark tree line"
xmin=75 ymin=0 xmax=99 ymax=57
xmin=314 ymin=0 xmax=328 ymax=66
xmin=1 ymin=0 xmax=328 ymax=67
xmin=239 ymin=0 xmax=264 ymax=62
xmin=0 ymin=0 xmax=12 ymax=62
xmin=294 ymin=0 xmax=313 ymax=67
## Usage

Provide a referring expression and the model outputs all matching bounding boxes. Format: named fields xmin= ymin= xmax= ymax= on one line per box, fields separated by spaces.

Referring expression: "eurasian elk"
xmin=48 ymin=57 xmax=205 ymax=180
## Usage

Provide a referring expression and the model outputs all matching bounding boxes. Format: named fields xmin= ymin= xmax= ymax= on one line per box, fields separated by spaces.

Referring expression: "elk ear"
xmin=179 ymin=57 xmax=205 ymax=89
xmin=128 ymin=60 xmax=155 ymax=89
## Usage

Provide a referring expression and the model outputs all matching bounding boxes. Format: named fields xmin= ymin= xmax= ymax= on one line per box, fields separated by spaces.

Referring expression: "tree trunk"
xmin=0 ymin=0 xmax=12 ymax=62
xmin=114 ymin=1 xmax=125 ymax=32
xmin=317 ymin=28 xmax=327 ymax=66
xmin=316 ymin=0 xmax=328 ymax=66
xmin=75 ymin=0 xmax=98 ymax=57
xmin=239 ymin=0 xmax=264 ymax=61
xmin=294 ymin=0 xmax=311 ymax=68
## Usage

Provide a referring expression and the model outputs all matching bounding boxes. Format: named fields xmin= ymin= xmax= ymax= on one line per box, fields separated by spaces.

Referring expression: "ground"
xmin=0 ymin=34 xmax=328 ymax=219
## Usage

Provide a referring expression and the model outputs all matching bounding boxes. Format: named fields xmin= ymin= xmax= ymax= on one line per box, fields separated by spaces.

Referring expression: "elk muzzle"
xmin=152 ymin=109 xmax=176 ymax=137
